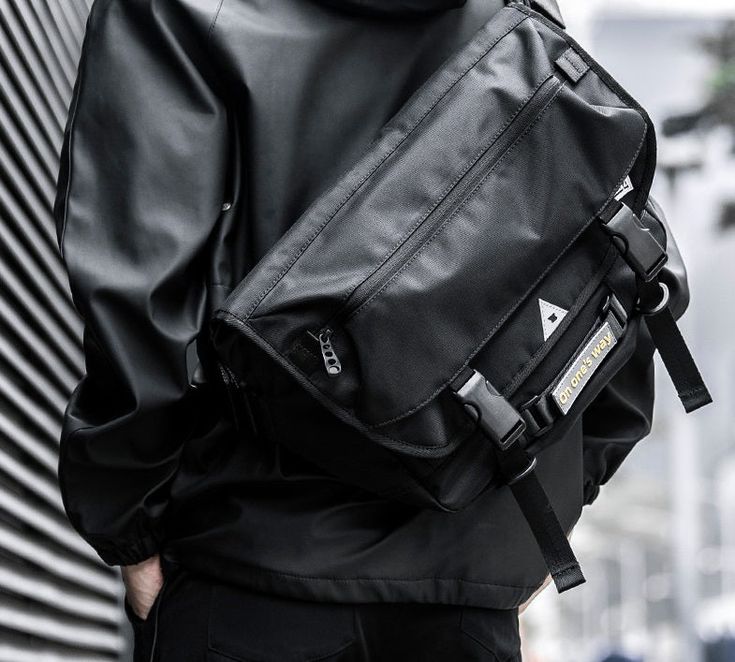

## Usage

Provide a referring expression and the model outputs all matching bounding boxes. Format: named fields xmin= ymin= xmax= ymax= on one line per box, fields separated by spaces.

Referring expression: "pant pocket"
xmin=460 ymin=606 xmax=521 ymax=662
xmin=207 ymin=583 xmax=356 ymax=662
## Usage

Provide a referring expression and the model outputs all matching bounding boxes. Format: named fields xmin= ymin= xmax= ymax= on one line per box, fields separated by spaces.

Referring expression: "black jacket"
xmin=54 ymin=0 xmax=688 ymax=608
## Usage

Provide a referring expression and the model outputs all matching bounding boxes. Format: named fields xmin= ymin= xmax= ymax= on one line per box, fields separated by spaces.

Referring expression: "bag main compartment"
xmin=211 ymin=2 xmax=654 ymax=462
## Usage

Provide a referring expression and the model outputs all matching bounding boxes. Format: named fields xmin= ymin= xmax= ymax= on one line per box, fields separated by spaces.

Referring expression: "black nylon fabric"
xmin=54 ymin=0 xmax=691 ymax=608
xmin=209 ymin=3 xmax=657 ymax=515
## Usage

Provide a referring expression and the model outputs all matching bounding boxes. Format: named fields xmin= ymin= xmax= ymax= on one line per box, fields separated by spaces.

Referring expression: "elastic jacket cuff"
xmin=94 ymin=534 xmax=160 ymax=567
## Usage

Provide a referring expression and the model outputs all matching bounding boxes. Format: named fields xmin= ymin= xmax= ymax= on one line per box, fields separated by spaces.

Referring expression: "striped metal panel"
xmin=0 ymin=0 xmax=127 ymax=659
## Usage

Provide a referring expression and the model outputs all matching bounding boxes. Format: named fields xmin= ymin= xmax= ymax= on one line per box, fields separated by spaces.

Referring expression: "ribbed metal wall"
xmin=0 ymin=0 xmax=127 ymax=659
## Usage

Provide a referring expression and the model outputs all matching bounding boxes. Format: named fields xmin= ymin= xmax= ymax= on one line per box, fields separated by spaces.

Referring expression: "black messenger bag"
xmin=208 ymin=0 xmax=712 ymax=593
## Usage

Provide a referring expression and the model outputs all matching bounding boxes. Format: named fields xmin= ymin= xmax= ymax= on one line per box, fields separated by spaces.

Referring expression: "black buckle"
xmin=601 ymin=204 xmax=668 ymax=282
xmin=452 ymin=370 xmax=526 ymax=450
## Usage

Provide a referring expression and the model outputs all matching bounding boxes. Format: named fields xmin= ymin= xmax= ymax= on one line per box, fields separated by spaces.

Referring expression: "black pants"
xmin=125 ymin=561 xmax=522 ymax=662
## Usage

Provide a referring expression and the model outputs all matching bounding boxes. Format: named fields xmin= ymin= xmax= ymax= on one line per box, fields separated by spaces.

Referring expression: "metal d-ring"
xmin=507 ymin=456 xmax=538 ymax=485
xmin=636 ymin=281 xmax=670 ymax=316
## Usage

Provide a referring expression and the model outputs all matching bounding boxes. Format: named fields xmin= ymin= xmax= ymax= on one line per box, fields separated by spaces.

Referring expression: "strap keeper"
xmin=602 ymin=292 xmax=628 ymax=328
xmin=520 ymin=394 xmax=557 ymax=438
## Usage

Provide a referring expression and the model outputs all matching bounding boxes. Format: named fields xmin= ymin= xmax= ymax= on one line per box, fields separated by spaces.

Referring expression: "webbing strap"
xmin=598 ymin=201 xmax=711 ymax=413
xmin=451 ymin=368 xmax=584 ymax=593
xmin=638 ymin=280 xmax=712 ymax=413
xmin=492 ymin=442 xmax=585 ymax=593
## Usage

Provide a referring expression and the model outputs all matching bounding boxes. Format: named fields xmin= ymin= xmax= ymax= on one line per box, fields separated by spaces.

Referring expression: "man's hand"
xmin=121 ymin=554 xmax=163 ymax=621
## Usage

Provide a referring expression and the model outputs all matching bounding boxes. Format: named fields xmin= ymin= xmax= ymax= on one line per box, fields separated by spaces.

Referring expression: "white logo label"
xmin=539 ymin=299 xmax=569 ymax=341
xmin=551 ymin=321 xmax=619 ymax=415
xmin=614 ymin=175 xmax=634 ymax=201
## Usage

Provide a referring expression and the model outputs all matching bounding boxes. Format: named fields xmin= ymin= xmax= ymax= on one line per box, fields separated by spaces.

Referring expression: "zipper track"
xmin=318 ymin=73 xmax=564 ymax=339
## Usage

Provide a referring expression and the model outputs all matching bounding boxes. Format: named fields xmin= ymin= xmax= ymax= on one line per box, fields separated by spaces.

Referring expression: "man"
xmin=54 ymin=0 xmax=688 ymax=659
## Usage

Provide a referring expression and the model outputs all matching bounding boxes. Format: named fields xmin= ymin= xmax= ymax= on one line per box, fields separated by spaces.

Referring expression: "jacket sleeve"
xmin=53 ymin=0 xmax=229 ymax=565
xmin=581 ymin=195 xmax=690 ymax=506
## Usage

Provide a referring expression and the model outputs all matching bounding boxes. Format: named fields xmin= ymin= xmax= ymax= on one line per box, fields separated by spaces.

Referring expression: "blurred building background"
xmin=0 ymin=0 xmax=128 ymax=660
xmin=0 ymin=0 xmax=731 ymax=661
xmin=521 ymin=2 xmax=735 ymax=662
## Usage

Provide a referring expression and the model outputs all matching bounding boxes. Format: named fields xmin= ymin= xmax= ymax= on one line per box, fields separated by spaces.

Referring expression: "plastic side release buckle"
xmin=452 ymin=370 xmax=526 ymax=451
xmin=601 ymin=203 xmax=668 ymax=282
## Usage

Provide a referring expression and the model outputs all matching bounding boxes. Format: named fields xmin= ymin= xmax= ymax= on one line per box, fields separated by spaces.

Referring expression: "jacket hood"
xmin=311 ymin=0 xmax=468 ymax=18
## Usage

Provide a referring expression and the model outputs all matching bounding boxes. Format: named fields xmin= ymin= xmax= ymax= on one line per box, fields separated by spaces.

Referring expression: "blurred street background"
xmin=521 ymin=1 xmax=735 ymax=661
xmin=0 ymin=0 xmax=732 ymax=660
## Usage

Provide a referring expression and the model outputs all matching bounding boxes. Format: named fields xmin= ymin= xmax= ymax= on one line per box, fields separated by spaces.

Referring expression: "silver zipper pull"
xmin=318 ymin=329 xmax=342 ymax=376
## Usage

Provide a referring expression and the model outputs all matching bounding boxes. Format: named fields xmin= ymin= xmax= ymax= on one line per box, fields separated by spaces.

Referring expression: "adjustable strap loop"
xmin=638 ymin=279 xmax=713 ymax=413
xmin=451 ymin=369 xmax=585 ymax=593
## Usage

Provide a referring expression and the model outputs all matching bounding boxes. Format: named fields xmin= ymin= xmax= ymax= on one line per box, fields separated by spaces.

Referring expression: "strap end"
xmin=551 ymin=563 xmax=586 ymax=593
xmin=681 ymin=386 xmax=713 ymax=413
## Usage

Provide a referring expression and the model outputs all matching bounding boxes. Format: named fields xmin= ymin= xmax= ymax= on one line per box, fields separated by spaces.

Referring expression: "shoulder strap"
xmin=505 ymin=0 xmax=566 ymax=29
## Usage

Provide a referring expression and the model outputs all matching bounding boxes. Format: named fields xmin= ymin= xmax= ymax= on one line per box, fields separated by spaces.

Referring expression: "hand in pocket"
xmin=122 ymin=553 xmax=164 ymax=621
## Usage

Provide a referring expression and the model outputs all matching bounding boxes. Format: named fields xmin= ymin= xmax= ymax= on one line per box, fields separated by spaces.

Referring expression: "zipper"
xmin=311 ymin=73 xmax=564 ymax=376
xmin=316 ymin=328 xmax=342 ymax=376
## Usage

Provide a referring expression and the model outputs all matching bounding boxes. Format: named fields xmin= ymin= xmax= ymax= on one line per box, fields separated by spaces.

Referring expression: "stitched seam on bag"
xmin=259 ymin=391 xmax=454 ymax=502
xmin=223 ymin=112 xmax=646 ymax=444
xmin=223 ymin=27 xmax=648 ymax=442
xmin=243 ymin=12 xmax=529 ymax=319
xmin=369 ymin=127 xmax=648 ymax=428
xmin=219 ymin=310 xmax=458 ymax=452
xmin=562 ymin=50 xmax=586 ymax=76
xmin=347 ymin=80 xmax=564 ymax=325
xmin=679 ymin=386 xmax=709 ymax=398
xmin=328 ymin=71 xmax=554 ymax=313
xmin=519 ymin=4 xmax=655 ymax=215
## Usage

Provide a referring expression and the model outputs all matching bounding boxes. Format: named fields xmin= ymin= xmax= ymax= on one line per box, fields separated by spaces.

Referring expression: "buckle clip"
xmin=601 ymin=204 xmax=668 ymax=282
xmin=452 ymin=370 xmax=526 ymax=451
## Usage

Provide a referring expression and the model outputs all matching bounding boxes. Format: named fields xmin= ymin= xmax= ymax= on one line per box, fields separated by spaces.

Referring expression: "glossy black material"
xmin=54 ymin=0 xmax=689 ymax=608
